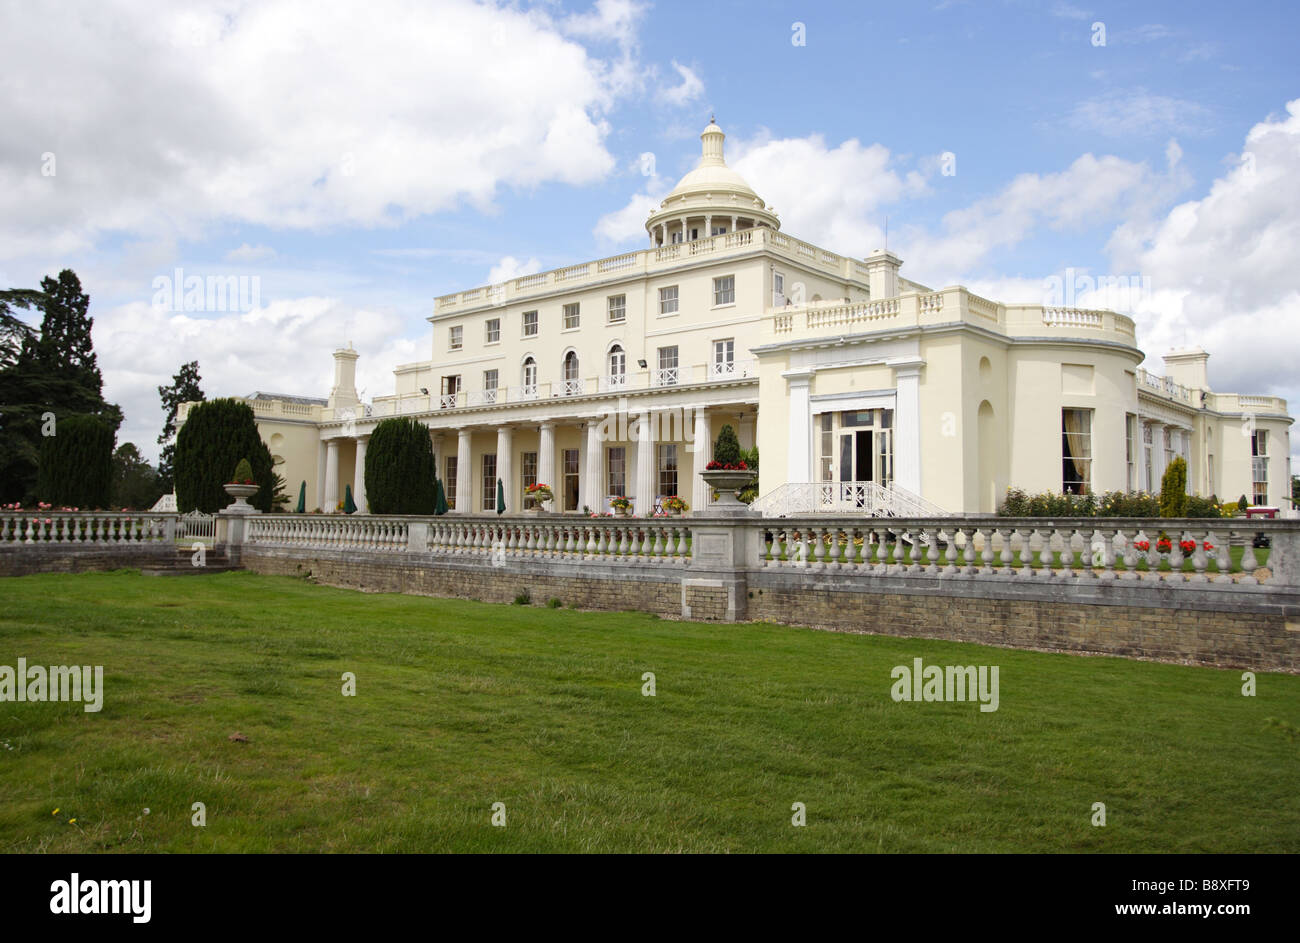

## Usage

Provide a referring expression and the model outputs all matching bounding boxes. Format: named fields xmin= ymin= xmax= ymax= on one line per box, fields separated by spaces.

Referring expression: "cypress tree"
xmin=365 ymin=417 xmax=435 ymax=514
xmin=36 ymin=414 xmax=114 ymax=508
xmin=1159 ymin=456 xmax=1188 ymax=518
xmin=157 ymin=360 xmax=205 ymax=492
xmin=174 ymin=398 xmax=274 ymax=512
xmin=713 ymin=424 xmax=742 ymax=465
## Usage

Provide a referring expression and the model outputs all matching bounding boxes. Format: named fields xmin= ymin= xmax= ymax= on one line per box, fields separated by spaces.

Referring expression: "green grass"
xmin=1 ymin=570 xmax=1296 ymax=853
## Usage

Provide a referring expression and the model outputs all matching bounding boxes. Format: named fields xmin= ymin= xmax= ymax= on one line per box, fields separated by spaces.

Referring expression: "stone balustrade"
xmin=421 ymin=517 xmax=692 ymax=563
xmin=754 ymin=517 xmax=1290 ymax=586
xmin=0 ymin=511 xmax=177 ymax=545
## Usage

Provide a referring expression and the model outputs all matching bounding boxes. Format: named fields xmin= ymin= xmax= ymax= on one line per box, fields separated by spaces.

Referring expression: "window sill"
xmin=562 ymin=326 xmax=581 ymax=334
xmin=657 ymin=311 xmax=679 ymax=318
xmin=711 ymin=303 xmax=736 ymax=310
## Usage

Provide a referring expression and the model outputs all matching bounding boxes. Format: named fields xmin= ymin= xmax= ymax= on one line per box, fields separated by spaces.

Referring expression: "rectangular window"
xmin=711 ymin=225 xmax=727 ymax=236
xmin=1062 ymin=408 xmax=1093 ymax=495
xmin=657 ymin=444 xmax=678 ymax=498
xmin=773 ymin=271 xmax=785 ymax=306
xmin=445 ymin=456 xmax=458 ymax=507
xmin=485 ymin=318 xmax=500 ymax=343
xmin=563 ymin=448 xmax=579 ymax=511
xmin=563 ymin=302 xmax=580 ymax=330
xmin=819 ymin=414 xmax=833 ymax=482
xmin=1164 ymin=427 xmax=1175 ymax=469
xmin=712 ymin=338 xmax=735 ymax=377
xmin=1252 ymin=430 xmax=1268 ymax=504
xmin=1125 ymin=414 xmax=1136 ymax=491
xmin=482 ymin=369 xmax=498 ymax=403
xmin=439 ymin=375 xmax=461 ymax=408
xmin=656 ymin=346 xmax=679 ymax=386
xmin=713 ymin=275 xmax=735 ymax=306
xmin=607 ymin=294 xmax=626 ymax=323
xmin=521 ymin=451 xmax=538 ymax=508
xmin=522 ymin=310 xmax=538 ymax=336
xmin=449 ymin=325 xmax=463 ymax=350
xmin=658 ymin=285 xmax=679 ymax=315
xmin=607 ymin=446 xmax=626 ymax=498
xmin=481 ymin=454 xmax=497 ymax=512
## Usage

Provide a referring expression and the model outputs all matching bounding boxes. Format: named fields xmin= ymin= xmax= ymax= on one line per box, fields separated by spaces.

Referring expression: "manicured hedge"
xmin=36 ymin=414 xmax=114 ymax=508
xmin=364 ymin=417 xmax=435 ymax=514
xmin=999 ymin=487 xmax=1225 ymax=518
xmin=174 ymin=398 xmax=274 ymax=512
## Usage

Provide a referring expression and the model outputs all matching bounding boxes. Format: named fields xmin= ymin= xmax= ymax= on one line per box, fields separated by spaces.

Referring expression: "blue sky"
xmin=1 ymin=0 xmax=1297 ymax=463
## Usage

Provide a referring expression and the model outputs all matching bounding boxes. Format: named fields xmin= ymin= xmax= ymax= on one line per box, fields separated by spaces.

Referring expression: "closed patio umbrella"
xmin=434 ymin=477 xmax=448 ymax=515
xmin=496 ymin=478 xmax=505 ymax=515
xmin=343 ymin=484 xmax=356 ymax=514
xmin=295 ymin=480 xmax=306 ymax=513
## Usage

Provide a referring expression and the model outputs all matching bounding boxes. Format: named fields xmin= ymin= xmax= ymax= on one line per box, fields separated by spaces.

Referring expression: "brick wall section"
xmin=243 ymin=547 xmax=683 ymax=618
xmin=684 ymin=585 xmax=729 ymax=621
xmin=748 ymin=583 xmax=1298 ymax=672
xmin=0 ymin=545 xmax=175 ymax=577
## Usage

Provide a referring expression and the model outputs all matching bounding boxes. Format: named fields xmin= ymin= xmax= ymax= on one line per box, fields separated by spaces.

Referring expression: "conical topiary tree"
xmin=713 ymin=424 xmax=742 ymax=466
xmin=174 ymin=398 xmax=274 ymax=512
xmin=36 ymin=414 xmax=114 ymax=508
xmin=1159 ymin=456 xmax=1187 ymax=518
xmin=364 ymin=417 xmax=435 ymax=514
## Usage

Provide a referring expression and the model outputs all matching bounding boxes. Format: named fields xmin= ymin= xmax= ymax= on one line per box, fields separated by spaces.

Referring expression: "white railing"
xmin=177 ymin=510 xmax=215 ymax=542
xmin=653 ymin=367 xmax=679 ymax=387
xmin=709 ymin=358 xmax=757 ymax=380
xmin=467 ymin=389 xmax=499 ymax=406
xmin=753 ymin=518 xmax=1282 ymax=584
xmin=750 ymin=482 xmax=950 ymax=518
xmin=804 ymin=299 xmax=901 ymax=330
xmin=247 ymin=515 xmax=409 ymax=552
xmin=1137 ymin=368 xmax=1193 ymax=404
xmin=0 ymin=512 xmax=178 ymax=545
xmin=439 ymin=393 xmax=459 ymax=409
xmin=1043 ymin=307 xmax=1104 ymax=328
xmin=510 ymin=384 xmax=540 ymax=401
xmin=600 ymin=373 xmax=628 ymax=392
xmin=560 ymin=378 xmax=584 ymax=396
xmin=424 ymin=518 xmax=690 ymax=564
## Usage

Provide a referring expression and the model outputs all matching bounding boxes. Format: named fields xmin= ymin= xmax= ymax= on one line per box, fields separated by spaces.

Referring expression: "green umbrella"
xmin=496 ymin=478 xmax=505 ymax=515
xmin=343 ymin=484 xmax=357 ymax=514
xmin=434 ymin=477 xmax=448 ymax=515
xmin=295 ymin=480 xmax=306 ymax=514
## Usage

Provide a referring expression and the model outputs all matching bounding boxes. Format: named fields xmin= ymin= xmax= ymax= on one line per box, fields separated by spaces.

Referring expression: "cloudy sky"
xmin=1 ymin=0 xmax=1297 ymax=465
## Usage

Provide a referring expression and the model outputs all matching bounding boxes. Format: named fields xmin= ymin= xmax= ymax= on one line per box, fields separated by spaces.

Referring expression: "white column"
xmin=893 ymin=362 xmax=923 ymax=496
xmin=353 ymin=436 xmax=368 ymax=513
xmin=456 ymin=428 xmax=472 ymax=512
xmin=704 ymin=215 xmax=712 ymax=237
xmin=324 ymin=438 xmax=340 ymax=514
xmin=496 ymin=426 xmax=514 ymax=513
xmin=585 ymin=421 xmax=603 ymax=513
xmin=785 ymin=370 xmax=814 ymax=484
xmin=730 ymin=215 xmax=737 ymax=232
xmin=635 ymin=410 xmax=655 ymax=516
xmin=539 ymin=422 xmax=556 ymax=498
xmin=692 ymin=406 xmax=710 ymax=513
xmin=680 ymin=216 xmax=688 ymax=241
xmin=316 ymin=440 xmax=327 ymax=512
xmin=430 ymin=432 xmax=442 ymax=481
xmin=1149 ymin=421 xmax=1166 ymax=492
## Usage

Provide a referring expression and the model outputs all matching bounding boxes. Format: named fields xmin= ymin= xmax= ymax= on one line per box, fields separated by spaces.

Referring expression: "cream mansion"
xmin=184 ymin=120 xmax=1294 ymax=516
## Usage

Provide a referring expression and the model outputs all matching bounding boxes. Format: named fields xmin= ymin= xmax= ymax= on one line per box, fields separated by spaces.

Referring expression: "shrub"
xmin=230 ymin=458 xmax=253 ymax=483
xmin=513 ymin=591 xmax=531 ymax=606
xmin=364 ymin=417 xmax=436 ymax=514
xmin=1184 ymin=495 xmax=1223 ymax=518
xmin=174 ymin=398 xmax=274 ymax=512
xmin=36 ymin=414 xmax=114 ymax=509
xmin=1159 ymin=457 xmax=1187 ymax=518
xmin=713 ymin=424 xmax=741 ymax=466
xmin=1238 ymin=495 xmax=1249 ymax=512
xmin=547 ymin=597 xmax=562 ymax=609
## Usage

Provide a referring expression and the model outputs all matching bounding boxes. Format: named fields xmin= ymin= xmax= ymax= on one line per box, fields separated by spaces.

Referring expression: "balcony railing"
xmin=561 ymin=378 xmax=584 ymax=396
xmin=708 ymin=358 xmax=757 ymax=380
xmin=599 ymin=373 xmax=628 ymax=392
xmin=654 ymin=367 xmax=679 ymax=387
xmin=439 ymin=393 xmax=459 ymax=409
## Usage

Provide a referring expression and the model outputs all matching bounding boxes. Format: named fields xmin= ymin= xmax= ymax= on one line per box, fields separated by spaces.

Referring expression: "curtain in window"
xmin=1062 ymin=410 xmax=1091 ymax=489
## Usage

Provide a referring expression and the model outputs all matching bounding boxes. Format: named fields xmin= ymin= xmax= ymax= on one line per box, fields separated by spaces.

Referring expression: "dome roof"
xmin=646 ymin=119 xmax=779 ymax=233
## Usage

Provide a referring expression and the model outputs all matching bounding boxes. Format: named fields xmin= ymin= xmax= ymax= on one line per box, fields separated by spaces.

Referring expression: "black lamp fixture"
xmin=637 ymin=359 xmax=648 ymax=369
xmin=420 ymin=387 xmax=429 ymax=395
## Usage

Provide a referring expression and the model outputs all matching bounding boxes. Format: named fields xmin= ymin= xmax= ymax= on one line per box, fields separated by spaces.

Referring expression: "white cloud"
xmin=657 ymin=61 xmax=704 ymax=108
xmin=0 ymin=0 xmax=629 ymax=260
xmin=1110 ymin=99 xmax=1300 ymax=404
xmin=1066 ymin=88 xmax=1213 ymax=137
xmin=225 ymin=243 xmax=276 ymax=263
xmin=1050 ymin=2 xmax=1090 ymax=20
xmin=487 ymin=255 xmax=542 ymax=283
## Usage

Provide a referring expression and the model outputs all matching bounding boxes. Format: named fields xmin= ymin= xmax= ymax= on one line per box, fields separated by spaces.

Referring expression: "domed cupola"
xmin=645 ymin=118 xmax=780 ymax=246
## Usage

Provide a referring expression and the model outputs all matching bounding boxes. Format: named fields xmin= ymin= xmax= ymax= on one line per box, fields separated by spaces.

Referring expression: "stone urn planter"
xmin=700 ymin=469 xmax=756 ymax=512
xmin=222 ymin=482 xmax=260 ymax=514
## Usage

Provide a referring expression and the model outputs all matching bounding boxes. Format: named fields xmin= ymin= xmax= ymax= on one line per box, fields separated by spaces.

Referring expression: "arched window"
xmin=562 ymin=351 xmax=581 ymax=395
xmin=522 ymin=356 xmax=537 ymax=387
xmin=608 ymin=345 xmax=626 ymax=388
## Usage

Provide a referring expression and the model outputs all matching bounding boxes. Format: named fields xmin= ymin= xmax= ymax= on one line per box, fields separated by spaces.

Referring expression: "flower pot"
xmin=700 ymin=469 xmax=756 ymax=512
xmin=222 ymin=482 xmax=260 ymax=515
xmin=614 ymin=506 xmax=631 ymax=517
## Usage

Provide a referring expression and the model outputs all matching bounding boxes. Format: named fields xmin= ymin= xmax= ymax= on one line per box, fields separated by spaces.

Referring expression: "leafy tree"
xmin=738 ymin=445 xmax=759 ymax=503
xmin=713 ymin=424 xmax=742 ymax=466
xmin=157 ymin=361 xmax=204 ymax=492
xmin=110 ymin=443 xmax=163 ymax=509
xmin=0 ymin=271 xmax=121 ymax=503
xmin=1291 ymin=475 xmax=1299 ymax=507
xmin=1159 ymin=457 xmax=1187 ymax=518
xmin=36 ymin=414 xmax=114 ymax=508
xmin=364 ymin=417 xmax=435 ymax=514
xmin=174 ymin=398 xmax=274 ymax=512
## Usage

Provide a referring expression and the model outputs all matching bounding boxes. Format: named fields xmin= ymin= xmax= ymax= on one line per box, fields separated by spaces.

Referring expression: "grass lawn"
xmin=1 ymin=570 xmax=1296 ymax=853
